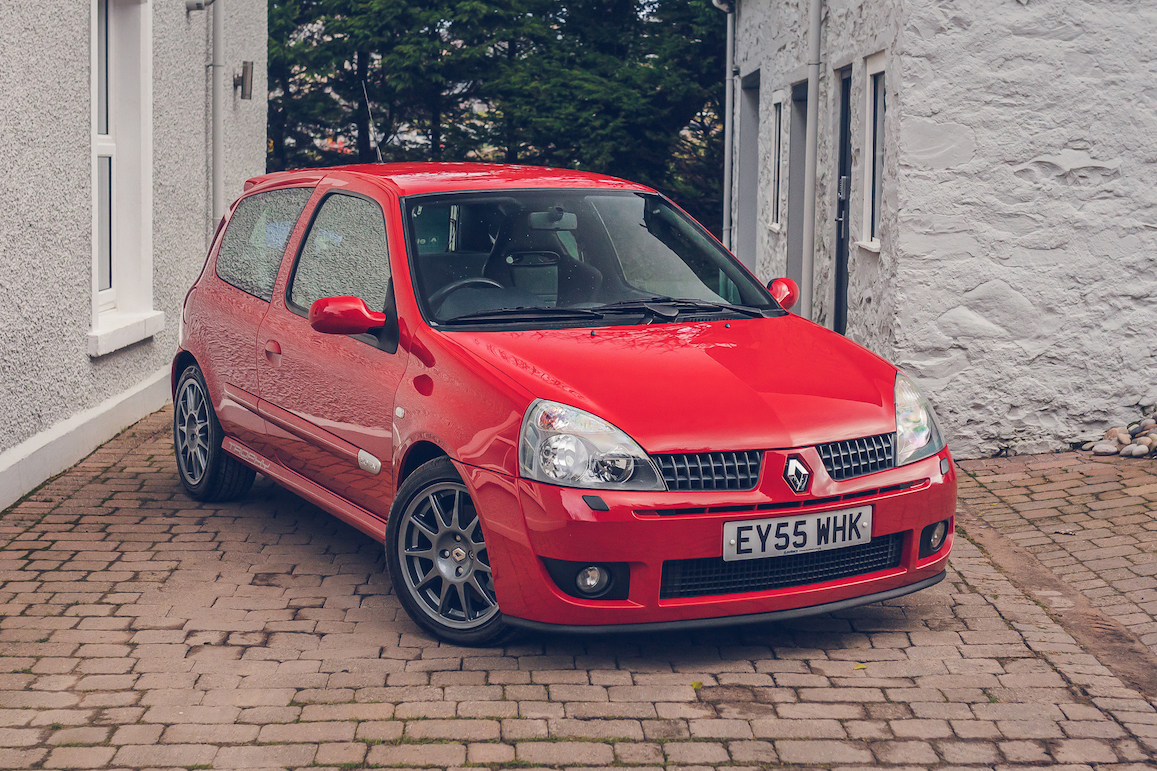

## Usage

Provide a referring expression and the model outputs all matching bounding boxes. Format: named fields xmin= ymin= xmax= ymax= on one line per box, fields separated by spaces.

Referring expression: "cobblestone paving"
xmin=1 ymin=408 xmax=1156 ymax=770
xmin=958 ymin=453 xmax=1157 ymax=655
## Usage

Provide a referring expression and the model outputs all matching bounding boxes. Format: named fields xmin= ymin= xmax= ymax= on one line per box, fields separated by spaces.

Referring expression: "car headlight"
xmin=894 ymin=373 xmax=945 ymax=466
xmin=519 ymin=400 xmax=666 ymax=491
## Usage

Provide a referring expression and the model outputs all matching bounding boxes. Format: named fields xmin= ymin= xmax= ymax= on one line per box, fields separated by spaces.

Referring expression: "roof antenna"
xmin=361 ymin=78 xmax=383 ymax=163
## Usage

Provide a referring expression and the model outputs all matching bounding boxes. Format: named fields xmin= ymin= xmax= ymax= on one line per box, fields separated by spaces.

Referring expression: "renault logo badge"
xmin=784 ymin=456 xmax=811 ymax=494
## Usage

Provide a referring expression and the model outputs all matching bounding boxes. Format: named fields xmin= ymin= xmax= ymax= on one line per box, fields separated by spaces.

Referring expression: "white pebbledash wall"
xmin=734 ymin=0 xmax=1157 ymax=458
xmin=0 ymin=1 xmax=266 ymax=509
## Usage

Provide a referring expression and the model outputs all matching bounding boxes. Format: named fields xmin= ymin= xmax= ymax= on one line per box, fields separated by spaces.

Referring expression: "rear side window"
xmin=216 ymin=188 xmax=313 ymax=301
xmin=290 ymin=194 xmax=392 ymax=313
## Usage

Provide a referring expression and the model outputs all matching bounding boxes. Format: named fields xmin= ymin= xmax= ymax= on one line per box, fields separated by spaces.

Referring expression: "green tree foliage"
xmin=268 ymin=0 xmax=725 ymax=233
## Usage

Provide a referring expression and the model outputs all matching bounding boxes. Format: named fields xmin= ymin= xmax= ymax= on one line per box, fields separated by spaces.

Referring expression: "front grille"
xmin=817 ymin=433 xmax=895 ymax=481
xmin=654 ymin=451 xmax=763 ymax=491
xmin=659 ymin=532 xmax=903 ymax=599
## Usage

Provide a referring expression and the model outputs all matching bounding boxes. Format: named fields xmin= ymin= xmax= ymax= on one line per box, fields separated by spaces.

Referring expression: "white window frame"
xmin=89 ymin=0 xmax=163 ymax=357
xmin=858 ymin=51 xmax=886 ymax=251
xmin=733 ymin=69 xmax=761 ymax=271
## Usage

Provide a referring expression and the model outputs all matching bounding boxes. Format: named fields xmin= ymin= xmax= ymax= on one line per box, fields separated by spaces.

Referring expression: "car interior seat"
xmin=483 ymin=213 xmax=603 ymax=306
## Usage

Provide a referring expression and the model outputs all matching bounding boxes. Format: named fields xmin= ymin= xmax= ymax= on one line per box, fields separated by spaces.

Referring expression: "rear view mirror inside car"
xmin=529 ymin=207 xmax=577 ymax=230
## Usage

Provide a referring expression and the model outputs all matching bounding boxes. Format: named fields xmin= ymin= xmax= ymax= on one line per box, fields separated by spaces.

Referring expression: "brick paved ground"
xmin=957 ymin=453 xmax=1157 ymax=655
xmin=1 ymin=407 xmax=1155 ymax=769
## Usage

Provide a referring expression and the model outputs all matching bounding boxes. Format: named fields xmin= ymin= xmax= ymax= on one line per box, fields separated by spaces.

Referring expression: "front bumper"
xmin=456 ymin=447 xmax=956 ymax=629
xmin=504 ymin=571 xmax=946 ymax=634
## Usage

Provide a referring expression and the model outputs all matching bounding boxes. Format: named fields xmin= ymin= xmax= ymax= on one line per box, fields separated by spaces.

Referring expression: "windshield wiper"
xmin=680 ymin=300 xmax=769 ymax=318
xmin=440 ymin=306 xmax=606 ymax=325
xmin=596 ymin=297 xmax=768 ymax=319
xmin=595 ymin=297 xmax=681 ymax=319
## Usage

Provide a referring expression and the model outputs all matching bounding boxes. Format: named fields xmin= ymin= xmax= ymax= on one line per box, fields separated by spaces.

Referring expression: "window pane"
xmin=871 ymin=72 xmax=885 ymax=239
xmin=291 ymin=194 xmax=392 ymax=313
xmin=772 ymin=103 xmax=782 ymax=224
xmin=593 ymin=195 xmax=734 ymax=303
xmin=97 ymin=0 xmax=109 ymax=135
xmin=411 ymin=204 xmax=451 ymax=254
xmin=216 ymin=188 xmax=313 ymax=301
xmin=98 ymin=156 xmax=112 ymax=291
xmin=405 ymin=191 xmax=774 ymax=323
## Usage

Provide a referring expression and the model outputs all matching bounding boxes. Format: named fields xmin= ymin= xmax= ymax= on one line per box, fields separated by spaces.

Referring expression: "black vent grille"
xmin=654 ymin=451 xmax=763 ymax=491
xmin=817 ymin=433 xmax=896 ymax=481
xmin=659 ymin=532 xmax=903 ymax=599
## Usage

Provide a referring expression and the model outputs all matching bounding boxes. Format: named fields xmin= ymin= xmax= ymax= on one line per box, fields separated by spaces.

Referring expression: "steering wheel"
xmin=428 ymin=277 xmax=504 ymax=309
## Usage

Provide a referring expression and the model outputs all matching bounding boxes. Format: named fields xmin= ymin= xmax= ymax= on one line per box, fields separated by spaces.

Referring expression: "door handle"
xmin=264 ymin=340 xmax=282 ymax=365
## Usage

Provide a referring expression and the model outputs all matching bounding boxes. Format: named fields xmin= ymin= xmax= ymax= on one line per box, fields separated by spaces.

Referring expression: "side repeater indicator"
xmin=358 ymin=450 xmax=382 ymax=475
xmin=784 ymin=455 xmax=811 ymax=494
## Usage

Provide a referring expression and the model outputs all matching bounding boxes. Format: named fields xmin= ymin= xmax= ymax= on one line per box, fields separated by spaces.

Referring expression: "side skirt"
xmin=222 ymin=436 xmax=388 ymax=543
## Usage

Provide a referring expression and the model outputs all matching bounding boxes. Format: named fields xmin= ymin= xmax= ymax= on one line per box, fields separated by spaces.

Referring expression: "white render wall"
xmin=0 ymin=1 xmax=266 ymax=504
xmin=733 ymin=0 xmax=1157 ymax=457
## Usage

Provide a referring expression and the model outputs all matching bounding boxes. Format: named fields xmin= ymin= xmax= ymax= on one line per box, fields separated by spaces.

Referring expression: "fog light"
xmin=919 ymin=519 xmax=951 ymax=558
xmin=542 ymin=558 xmax=629 ymax=600
xmin=929 ymin=521 xmax=947 ymax=550
xmin=575 ymin=566 xmax=609 ymax=595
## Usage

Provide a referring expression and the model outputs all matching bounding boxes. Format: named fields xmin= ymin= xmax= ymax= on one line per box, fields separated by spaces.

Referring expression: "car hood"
xmin=440 ymin=315 xmax=898 ymax=453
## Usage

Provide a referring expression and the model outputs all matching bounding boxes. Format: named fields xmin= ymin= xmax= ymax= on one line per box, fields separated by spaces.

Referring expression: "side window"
xmin=290 ymin=194 xmax=392 ymax=313
xmin=411 ymin=204 xmax=451 ymax=254
xmin=216 ymin=188 xmax=313 ymax=301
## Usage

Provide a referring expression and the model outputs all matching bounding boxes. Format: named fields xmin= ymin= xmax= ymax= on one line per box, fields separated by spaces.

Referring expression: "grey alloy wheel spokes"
xmin=175 ymin=378 xmax=211 ymax=484
xmin=398 ymin=481 xmax=498 ymax=630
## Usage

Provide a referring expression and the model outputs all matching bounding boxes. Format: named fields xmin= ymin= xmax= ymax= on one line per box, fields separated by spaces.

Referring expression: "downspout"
xmin=186 ymin=0 xmax=225 ymax=225
xmin=800 ymin=0 xmax=822 ymax=319
xmin=212 ymin=0 xmax=225 ymax=223
xmin=713 ymin=1 xmax=735 ymax=250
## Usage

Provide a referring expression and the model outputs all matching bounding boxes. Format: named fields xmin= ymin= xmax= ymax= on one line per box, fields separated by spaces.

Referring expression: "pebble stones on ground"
xmin=1083 ymin=415 xmax=1157 ymax=457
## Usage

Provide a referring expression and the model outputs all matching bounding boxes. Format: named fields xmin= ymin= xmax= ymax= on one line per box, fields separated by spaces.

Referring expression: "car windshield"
xmin=403 ymin=190 xmax=779 ymax=326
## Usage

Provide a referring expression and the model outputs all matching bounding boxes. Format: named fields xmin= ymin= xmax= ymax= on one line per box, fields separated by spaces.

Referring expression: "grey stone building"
xmin=0 ymin=0 xmax=267 ymax=509
xmin=722 ymin=0 xmax=1157 ymax=457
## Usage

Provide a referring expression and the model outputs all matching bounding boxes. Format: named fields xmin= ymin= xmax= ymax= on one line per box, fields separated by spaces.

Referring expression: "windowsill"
xmin=88 ymin=310 xmax=165 ymax=357
xmin=768 ymin=222 xmax=783 ymax=234
xmin=855 ymin=239 xmax=881 ymax=253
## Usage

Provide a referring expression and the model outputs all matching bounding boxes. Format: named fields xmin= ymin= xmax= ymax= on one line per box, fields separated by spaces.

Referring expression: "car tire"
xmin=173 ymin=364 xmax=256 ymax=502
xmin=386 ymin=457 xmax=515 ymax=646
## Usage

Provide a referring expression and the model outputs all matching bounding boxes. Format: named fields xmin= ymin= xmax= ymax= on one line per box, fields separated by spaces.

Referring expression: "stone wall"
xmin=733 ymin=0 xmax=1157 ymax=457
xmin=892 ymin=0 xmax=1157 ymax=456
xmin=0 ymin=0 xmax=266 ymax=457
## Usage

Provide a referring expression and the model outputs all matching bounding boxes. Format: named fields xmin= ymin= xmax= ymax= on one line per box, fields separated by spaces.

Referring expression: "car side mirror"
xmin=309 ymin=296 xmax=387 ymax=335
xmin=768 ymin=278 xmax=799 ymax=311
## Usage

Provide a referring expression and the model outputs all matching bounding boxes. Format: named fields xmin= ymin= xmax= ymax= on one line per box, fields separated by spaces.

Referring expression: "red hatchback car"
xmin=173 ymin=163 xmax=955 ymax=645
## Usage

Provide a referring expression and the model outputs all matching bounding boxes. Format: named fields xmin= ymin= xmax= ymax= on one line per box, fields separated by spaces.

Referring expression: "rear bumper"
xmin=457 ymin=447 xmax=956 ymax=628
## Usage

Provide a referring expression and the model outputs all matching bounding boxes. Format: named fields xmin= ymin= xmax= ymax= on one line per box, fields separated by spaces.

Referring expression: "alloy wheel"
xmin=397 ymin=482 xmax=498 ymax=630
xmin=175 ymin=378 xmax=211 ymax=485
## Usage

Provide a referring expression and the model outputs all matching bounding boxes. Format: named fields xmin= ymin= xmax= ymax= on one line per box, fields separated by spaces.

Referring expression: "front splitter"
xmin=503 ymin=571 xmax=946 ymax=635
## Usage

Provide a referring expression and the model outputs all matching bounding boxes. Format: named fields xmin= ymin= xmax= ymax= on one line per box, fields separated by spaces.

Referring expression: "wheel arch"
xmin=398 ymin=441 xmax=450 ymax=490
xmin=171 ymin=350 xmax=199 ymax=396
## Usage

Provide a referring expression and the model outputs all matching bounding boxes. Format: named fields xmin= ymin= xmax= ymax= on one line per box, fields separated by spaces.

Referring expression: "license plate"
xmin=722 ymin=506 xmax=873 ymax=562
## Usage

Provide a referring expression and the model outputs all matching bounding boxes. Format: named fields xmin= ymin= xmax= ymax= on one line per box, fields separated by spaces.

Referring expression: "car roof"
xmin=244 ymin=162 xmax=651 ymax=197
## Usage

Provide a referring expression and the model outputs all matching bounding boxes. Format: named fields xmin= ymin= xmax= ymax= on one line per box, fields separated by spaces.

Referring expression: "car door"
xmin=256 ymin=177 xmax=409 ymax=518
xmin=191 ymin=186 xmax=314 ymax=454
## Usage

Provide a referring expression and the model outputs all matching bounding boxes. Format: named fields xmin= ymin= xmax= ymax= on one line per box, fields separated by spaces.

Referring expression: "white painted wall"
xmin=0 ymin=0 xmax=266 ymax=509
xmin=732 ymin=0 xmax=1157 ymax=457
